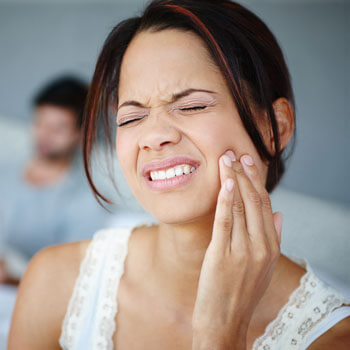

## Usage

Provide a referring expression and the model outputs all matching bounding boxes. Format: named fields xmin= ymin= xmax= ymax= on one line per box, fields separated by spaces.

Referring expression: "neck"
xmin=152 ymin=213 xmax=215 ymax=310
xmin=25 ymin=155 xmax=74 ymax=186
xmin=150 ymin=215 xmax=304 ymax=322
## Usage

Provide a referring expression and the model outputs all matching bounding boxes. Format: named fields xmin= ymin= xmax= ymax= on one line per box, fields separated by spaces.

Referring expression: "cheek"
xmin=116 ymin=133 xmax=128 ymax=173
xmin=192 ymin=112 xmax=266 ymax=179
xmin=189 ymin=112 xmax=249 ymax=160
xmin=56 ymin=131 xmax=76 ymax=145
xmin=116 ymin=132 xmax=137 ymax=183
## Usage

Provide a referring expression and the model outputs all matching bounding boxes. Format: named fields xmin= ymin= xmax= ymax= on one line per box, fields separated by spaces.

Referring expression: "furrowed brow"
xmin=117 ymin=100 xmax=144 ymax=110
xmin=117 ymin=88 xmax=216 ymax=110
xmin=172 ymin=88 xmax=216 ymax=101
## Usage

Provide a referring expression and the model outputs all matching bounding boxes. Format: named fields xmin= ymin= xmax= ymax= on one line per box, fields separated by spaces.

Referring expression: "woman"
xmin=8 ymin=0 xmax=350 ymax=349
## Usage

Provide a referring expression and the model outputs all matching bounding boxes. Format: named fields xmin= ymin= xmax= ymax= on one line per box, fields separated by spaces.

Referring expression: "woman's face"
xmin=116 ymin=29 xmax=269 ymax=224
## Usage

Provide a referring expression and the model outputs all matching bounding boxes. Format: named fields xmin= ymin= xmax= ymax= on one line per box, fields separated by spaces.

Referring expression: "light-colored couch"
xmin=270 ymin=186 xmax=350 ymax=294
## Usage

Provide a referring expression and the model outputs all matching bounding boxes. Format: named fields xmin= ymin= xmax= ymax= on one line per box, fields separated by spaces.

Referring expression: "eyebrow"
xmin=117 ymin=88 xmax=216 ymax=110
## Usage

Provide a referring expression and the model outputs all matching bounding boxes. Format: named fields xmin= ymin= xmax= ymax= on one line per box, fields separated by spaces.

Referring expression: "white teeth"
xmin=183 ymin=165 xmax=190 ymax=174
xmin=150 ymin=171 xmax=158 ymax=180
xmin=149 ymin=163 xmax=197 ymax=181
xmin=158 ymin=170 xmax=166 ymax=180
xmin=166 ymin=168 xmax=175 ymax=179
xmin=175 ymin=166 xmax=183 ymax=176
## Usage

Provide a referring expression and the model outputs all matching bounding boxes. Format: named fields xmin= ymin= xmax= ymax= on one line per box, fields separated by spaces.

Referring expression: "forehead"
xmin=34 ymin=105 xmax=77 ymax=125
xmin=118 ymin=29 xmax=225 ymax=104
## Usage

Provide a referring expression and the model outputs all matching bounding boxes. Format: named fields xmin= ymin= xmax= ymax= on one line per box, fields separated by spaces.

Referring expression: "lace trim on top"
xmin=59 ymin=227 xmax=350 ymax=350
xmin=252 ymin=259 xmax=350 ymax=349
xmin=59 ymin=228 xmax=119 ymax=349
xmin=59 ymin=222 xmax=155 ymax=350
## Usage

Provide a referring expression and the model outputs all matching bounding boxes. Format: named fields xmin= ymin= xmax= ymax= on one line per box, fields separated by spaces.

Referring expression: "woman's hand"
xmin=192 ymin=150 xmax=283 ymax=350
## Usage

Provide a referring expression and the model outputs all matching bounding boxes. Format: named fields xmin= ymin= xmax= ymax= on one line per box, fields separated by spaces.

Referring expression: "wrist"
xmin=192 ymin=324 xmax=248 ymax=350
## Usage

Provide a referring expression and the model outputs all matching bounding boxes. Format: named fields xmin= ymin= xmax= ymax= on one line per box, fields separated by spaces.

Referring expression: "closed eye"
xmin=117 ymin=106 xmax=207 ymax=126
xmin=180 ymin=106 xmax=207 ymax=111
xmin=117 ymin=117 xmax=143 ymax=127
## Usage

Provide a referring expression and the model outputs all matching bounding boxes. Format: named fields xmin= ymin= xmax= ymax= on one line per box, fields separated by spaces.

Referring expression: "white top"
xmin=59 ymin=223 xmax=350 ymax=349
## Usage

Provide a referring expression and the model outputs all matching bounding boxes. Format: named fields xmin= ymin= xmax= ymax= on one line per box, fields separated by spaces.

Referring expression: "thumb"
xmin=273 ymin=212 xmax=283 ymax=245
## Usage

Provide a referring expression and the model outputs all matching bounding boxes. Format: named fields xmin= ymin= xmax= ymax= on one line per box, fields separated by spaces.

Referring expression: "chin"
xmin=138 ymin=195 xmax=218 ymax=226
xmin=131 ymin=172 xmax=220 ymax=225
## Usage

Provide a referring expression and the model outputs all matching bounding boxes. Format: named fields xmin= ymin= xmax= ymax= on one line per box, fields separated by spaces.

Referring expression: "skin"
xmin=25 ymin=104 xmax=81 ymax=186
xmin=8 ymin=29 xmax=350 ymax=349
xmin=0 ymin=105 xmax=81 ymax=286
xmin=115 ymin=29 xmax=297 ymax=348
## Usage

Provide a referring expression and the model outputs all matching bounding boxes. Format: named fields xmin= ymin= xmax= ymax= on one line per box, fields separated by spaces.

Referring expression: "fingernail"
xmin=242 ymin=155 xmax=254 ymax=166
xmin=225 ymin=150 xmax=236 ymax=162
xmin=222 ymin=155 xmax=232 ymax=167
xmin=225 ymin=178 xmax=234 ymax=192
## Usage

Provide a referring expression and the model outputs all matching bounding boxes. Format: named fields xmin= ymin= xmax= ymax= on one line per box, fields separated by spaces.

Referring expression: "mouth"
xmin=147 ymin=163 xmax=196 ymax=181
xmin=142 ymin=156 xmax=200 ymax=191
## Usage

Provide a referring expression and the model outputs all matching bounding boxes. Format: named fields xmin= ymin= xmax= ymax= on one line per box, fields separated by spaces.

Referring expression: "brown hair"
xmin=83 ymin=0 xmax=296 ymax=206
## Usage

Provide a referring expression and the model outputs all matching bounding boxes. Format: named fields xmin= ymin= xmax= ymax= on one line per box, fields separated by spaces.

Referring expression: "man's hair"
xmin=33 ymin=76 xmax=88 ymax=129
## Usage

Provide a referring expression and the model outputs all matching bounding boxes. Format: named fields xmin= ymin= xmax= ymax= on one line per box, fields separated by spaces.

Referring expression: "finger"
xmin=231 ymin=157 xmax=266 ymax=248
xmin=219 ymin=153 xmax=234 ymax=187
xmin=240 ymin=154 xmax=280 ymax=248
xmin=219 ymin=151 xmax=249 ymax=249
xmin=220 ymin=151 xmax=248 ymax=245
xmin=210 ymin=154 xmax=235 ymax=251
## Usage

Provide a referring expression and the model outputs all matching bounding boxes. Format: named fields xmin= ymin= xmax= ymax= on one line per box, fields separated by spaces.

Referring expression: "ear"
xmin=268 ymin=97 xmax=295 ymax=155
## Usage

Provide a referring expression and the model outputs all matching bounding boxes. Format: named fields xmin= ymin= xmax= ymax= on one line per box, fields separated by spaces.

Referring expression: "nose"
xmin=138 ymin=113 xmax=182 ymax=151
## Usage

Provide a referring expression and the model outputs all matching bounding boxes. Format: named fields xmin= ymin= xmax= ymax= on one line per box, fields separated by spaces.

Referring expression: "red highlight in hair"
xmin=163 ymin=3 xmax=245 ymax=108
xmin=82 ymin=64 xmax=113 ymax=206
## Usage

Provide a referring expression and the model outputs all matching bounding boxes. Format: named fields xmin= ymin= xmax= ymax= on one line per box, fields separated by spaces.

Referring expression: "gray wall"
xmin=0 ymin=0 xmax=349 ymax=206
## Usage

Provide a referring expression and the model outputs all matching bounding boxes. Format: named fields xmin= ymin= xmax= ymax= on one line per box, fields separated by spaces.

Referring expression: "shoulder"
xmin=8 ymin=239 xmax=90 ymax=350
xmin=308 ymin=315 xmax=350 ymax=349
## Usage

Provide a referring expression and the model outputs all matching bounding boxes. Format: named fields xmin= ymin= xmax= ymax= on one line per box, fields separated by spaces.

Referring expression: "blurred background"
xmin=0 ymin=0 xmax=349 ymax=348
xmin=0 ymin=0 xmax=349 ymax=205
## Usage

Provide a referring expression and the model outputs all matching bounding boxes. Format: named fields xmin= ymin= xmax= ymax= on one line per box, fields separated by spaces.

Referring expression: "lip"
xmin=142 ymin=155 xmax=201 ymax=178
xmin=145 ymin=168 xmax=198 ymax=191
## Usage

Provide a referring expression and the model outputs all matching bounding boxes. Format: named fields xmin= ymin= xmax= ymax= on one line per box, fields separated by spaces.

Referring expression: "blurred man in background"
xmin=0 ymin=76 xmax=111 ymax=285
